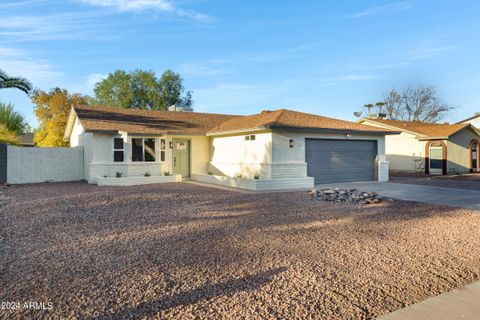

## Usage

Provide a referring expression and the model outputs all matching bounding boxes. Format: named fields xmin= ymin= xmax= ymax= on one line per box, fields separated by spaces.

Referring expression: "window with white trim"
xmin=113 ymin=137 xmax=124 ymax=162
xmin=160 ymin=139 xmax=166 ymax=162
xmin=132 ymin=138 xmax=156 ymax=162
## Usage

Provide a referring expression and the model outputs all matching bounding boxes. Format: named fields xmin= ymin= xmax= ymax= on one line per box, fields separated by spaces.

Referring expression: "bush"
xmin=0 ymin=124 xmax=19 ymax=145
xmin=163 ymin=171 xmax=170 ymax=176
xmin=115 ymin=172 xmax=123 ymax=178
xmin=254 ymin=174 xmax=260 ymax=180
xmin=144 ymin=172 xmax=151 ymax=177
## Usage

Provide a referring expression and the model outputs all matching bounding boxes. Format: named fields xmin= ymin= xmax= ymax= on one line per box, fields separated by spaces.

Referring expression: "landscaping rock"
xmin=309 ymin=188 xmax=388 ymax=204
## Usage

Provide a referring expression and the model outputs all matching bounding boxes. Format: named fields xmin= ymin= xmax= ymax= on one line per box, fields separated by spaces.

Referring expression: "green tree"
xmin=32 ymin=88 xmax=88 ymax=147
xmin=0 ymin=102 xmax=28 ymax=135
xmin=92 ymin=69 xmax=193 ymax=110
xmin=0 ymin=68 xmax=33 ymax=94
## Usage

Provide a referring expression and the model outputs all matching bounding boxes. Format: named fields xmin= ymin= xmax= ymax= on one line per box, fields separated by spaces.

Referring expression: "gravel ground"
xmin=1 ymin=182 xmax=480 ymax=319
xmin=390 ymin=172 xmax=480 ymax=191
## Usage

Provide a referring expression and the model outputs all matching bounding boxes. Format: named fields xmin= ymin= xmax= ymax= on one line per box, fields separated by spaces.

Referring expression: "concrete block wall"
xmin=6 ymin=146 xmax=84 ymax=184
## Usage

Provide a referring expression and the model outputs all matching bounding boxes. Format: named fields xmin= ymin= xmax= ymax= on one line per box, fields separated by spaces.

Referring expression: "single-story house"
xmin=458 ymin=112 xmax=480 ymax=129
xmin=359 ymin=118 xmax=480 ymax=174
xmin=19 ymin=133 xmax=35 ymax=147
xmin=64 ymin=105 xmax=397 ymax=190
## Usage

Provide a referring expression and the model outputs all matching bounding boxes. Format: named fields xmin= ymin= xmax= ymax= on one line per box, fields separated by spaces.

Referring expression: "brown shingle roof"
xmin=73 ymin=105 xmax=240 ymax=135
xmin=69 ymin=105 xmax=397 ymax=138
xmin=207 ymin=109 xmax=395 ymax=134
xmin=363 ymin=118 xmax=472 ymax=138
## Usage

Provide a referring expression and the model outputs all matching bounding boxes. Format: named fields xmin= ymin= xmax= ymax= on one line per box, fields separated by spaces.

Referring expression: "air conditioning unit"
xmin=168 ymin=104 xmax=193 ymax=112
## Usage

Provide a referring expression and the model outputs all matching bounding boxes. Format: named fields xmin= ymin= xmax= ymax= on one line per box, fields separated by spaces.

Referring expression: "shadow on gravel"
xmin=102 ymin=267 xmax=287 ymax=319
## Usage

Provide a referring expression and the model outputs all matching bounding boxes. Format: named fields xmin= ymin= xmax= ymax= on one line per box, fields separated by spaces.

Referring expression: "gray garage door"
xmin=306 ymin=139 xmax=377 ymax=184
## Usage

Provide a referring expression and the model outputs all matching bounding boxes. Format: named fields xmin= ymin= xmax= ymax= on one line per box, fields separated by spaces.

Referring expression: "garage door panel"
xmin=306 ymin=139 xmax=377 ymax=184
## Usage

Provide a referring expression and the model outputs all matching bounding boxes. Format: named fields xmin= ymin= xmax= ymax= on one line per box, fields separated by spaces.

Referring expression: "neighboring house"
xmin=458 ymin=112 xmax=480 ymax=128
xmin=18 ymin=133 xmax=35 ymax=147
xmin=359 ymin=118 xmax=480 ymax=175
xmin=64 ymin=105 xmax=396 ymax=190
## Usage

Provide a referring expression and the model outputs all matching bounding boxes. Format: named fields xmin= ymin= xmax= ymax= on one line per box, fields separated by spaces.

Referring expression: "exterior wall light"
xmin=289 ymin=139 xmax=294 ymax=148
xmin=169 ymin=141 xmax=173 ymax=149
xmin=345 ymin=134 xmax=353 ymax=139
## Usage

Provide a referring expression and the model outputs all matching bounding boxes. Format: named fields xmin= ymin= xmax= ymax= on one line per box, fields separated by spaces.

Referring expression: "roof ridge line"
xmin=269 ymin=109 xmax=286 ymax=127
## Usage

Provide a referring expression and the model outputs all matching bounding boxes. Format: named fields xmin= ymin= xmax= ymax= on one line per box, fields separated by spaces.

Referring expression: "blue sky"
xmin=1 ymin=0 xmax=480 ymax=127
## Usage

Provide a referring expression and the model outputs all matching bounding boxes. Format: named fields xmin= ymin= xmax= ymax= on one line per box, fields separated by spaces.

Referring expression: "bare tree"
xmin=379 ymin=86 xmax=451 ymax=123
xmin=383 ymin=89 xmax=402 ymax=120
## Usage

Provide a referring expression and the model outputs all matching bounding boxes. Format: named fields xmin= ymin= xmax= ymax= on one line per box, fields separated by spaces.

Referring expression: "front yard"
xmin=1 ymin=182 xmax=480 ymax=319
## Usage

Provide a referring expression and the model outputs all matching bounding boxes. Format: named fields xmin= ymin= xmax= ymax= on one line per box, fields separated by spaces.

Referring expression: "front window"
xmin=160 ymin=139 xmax=166 ymax=162
xmin=132 ymin=138 xmax=156 ymax=162
xmin=113 ymin=137 xmax=124 ymax=162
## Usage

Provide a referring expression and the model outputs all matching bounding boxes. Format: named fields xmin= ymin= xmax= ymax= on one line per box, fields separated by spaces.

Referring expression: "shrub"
xmin=254 ymin=174 xmax=260 ymax=180
xmin=144 ymin=172 xmax=151 ymax=177
xmin=163 ymin=171 xmax=170 ymax=176
xmin=115 ymin=172 xmax=123 ymax=178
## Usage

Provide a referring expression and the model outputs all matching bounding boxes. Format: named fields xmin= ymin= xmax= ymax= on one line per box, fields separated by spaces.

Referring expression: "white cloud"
xmin=78 ymin=0 xmax=173 ymax=12
xmin=0 ymin=12 xmax=115 ymax=42
xmin=77 ymin=0 xmax=210 ymax=21
xmin=349 ymin=2 xmax=413 ymax=18
xmin=86 ymin=73 xmax=108 ymax=92
xmin=0 ymin=46 xmax=62 ymax=86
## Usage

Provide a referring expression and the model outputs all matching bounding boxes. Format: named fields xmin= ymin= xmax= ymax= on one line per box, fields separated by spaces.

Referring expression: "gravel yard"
xmin=1 ymin=182 xmax=480 ymax=319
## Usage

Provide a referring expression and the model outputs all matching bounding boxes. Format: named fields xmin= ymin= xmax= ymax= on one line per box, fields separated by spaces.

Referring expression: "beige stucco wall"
xmin=462 ymin=117 xmax=480 ymax=129
xmin=384 ymin=132 xmax=425 ymax=172
xmin=209 ymin=131 xmax=272 ymax=178
xmin=447 ymin=127 xmax=479 ymax=173
xmin=360 ymin=119 xmax=425 ymax=172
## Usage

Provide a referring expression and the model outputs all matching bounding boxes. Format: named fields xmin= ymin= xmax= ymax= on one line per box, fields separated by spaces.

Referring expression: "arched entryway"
xmin=470 ymin=140 xmax=479 ymax=173
xmin=425 ymin=141 xmax=447 ymax=175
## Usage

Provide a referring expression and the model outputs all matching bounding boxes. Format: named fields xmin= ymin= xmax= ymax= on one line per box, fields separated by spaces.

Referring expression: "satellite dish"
xmin=353 ymin=111 xmax=362 ymax=118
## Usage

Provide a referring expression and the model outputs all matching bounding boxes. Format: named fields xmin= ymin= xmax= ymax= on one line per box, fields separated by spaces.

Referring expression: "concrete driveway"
xmin=315 ymin=181 xmax=480 ymax=210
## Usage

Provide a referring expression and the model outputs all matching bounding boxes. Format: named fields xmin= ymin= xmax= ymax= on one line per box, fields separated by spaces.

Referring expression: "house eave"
xmin=417 ymin=136 xmax=449 ymax=141
xmin=206 ymin=126 xmax=269 ymax=136
xmin=63 ymin=106 xmax=77 ymax=141
xmin=267 ymin=125 xmax=400 ymax=135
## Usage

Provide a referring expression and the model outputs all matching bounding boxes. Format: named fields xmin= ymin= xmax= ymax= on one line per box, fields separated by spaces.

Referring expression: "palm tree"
xmin=363 ymin=104 xmax=374 ymax=117
xmin=0 ymin=68 xmax=33 ymax=94
xmin=0 ymin=102 xmax=28 ymax=135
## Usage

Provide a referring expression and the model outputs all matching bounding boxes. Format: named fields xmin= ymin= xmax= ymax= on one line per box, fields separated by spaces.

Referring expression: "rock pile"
xmin=309 ymin=188 xmax=385 ymax=204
